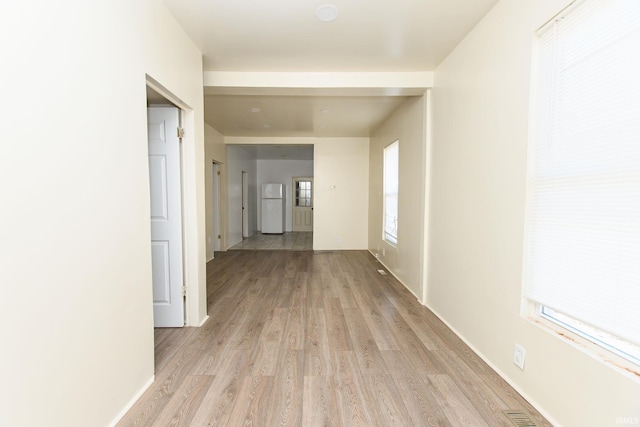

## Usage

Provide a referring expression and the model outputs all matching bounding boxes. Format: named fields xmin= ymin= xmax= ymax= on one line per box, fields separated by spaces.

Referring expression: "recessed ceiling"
xmin=162 ymin=0 xmax=498 ymax=137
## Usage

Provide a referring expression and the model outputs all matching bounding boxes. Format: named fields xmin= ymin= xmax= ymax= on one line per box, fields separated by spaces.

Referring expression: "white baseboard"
xmin=365 ymin=249 xmax=560 ymax=426
xmin=366 ymin=249 xmax=421 ymax=301
xmin=197 ymin=315 xmax=210 ymax=327
xmin=425 ymin=305 xmax=562 ymax=427
xmin=108 ymin=375 xmax=155 ymax=427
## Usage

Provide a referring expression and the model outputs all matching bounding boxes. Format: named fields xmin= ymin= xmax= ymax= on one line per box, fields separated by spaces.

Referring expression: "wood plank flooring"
xmin=118 ymin=250 xmax=551 ymax=426
xmin=229 ymin=232 xmax=313 ymax=251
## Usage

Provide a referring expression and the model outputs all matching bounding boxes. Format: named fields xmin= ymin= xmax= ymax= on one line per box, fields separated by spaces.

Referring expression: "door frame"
xmin=212 ymin=161 xmax=222 ymax=254
xmin=242 ymin=170 xmax=249 ymax=238
xmin=146 ymin=75 xmax=206 ymax=328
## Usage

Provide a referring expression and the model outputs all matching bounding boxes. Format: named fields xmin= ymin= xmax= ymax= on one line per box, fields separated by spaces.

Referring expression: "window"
xmin=383 ymin=140 xmax=399 ymax=245
xmin=295 ymin=180 xmax=312 ymax=207
xmin=523 ymin=0 xmax=640 ymax=366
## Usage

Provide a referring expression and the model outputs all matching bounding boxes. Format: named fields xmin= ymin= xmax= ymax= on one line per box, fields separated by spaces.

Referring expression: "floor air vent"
xmin=377 ymin=269 xmax=388 ymax=275
xmin=502 ymin=410 xmax=538 ymax=427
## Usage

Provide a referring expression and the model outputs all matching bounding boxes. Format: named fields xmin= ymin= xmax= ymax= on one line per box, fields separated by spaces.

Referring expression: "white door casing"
xmin=292 ymin=177 xmax=313 ymax=232
xmin=242 ymin=171 xmax=249 ymax=238
xmin=212 ymin=162 xmax=221 ymax=252
xmin=148 ymin=106 xmax=184 ymax=327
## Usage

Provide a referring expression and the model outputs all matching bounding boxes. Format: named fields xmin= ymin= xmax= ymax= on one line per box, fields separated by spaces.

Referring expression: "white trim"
xmin=367 ymin=247 xmax=561 ymax=425
xmin=197 ymin=315 xmax=210 ymax=327
xmin=204 ymin=71 xmax=433 ymax=92
xmin=146 ymin=75 xmax=190 ymax=111
xmin=424 ymin=306 xmax=563 ymax=427
xmin=107 ymin=376 xmax=155 ymax=427
xmin=368 ymin=250 xmax=421 ymax=301
xmin=525 ymin=302 xmax=640 ymax=383
xmin=421 ymin=89 xmax=432 ymax=306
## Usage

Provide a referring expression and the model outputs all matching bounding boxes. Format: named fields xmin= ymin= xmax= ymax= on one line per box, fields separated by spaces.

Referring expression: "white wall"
xmin=226 ymin=146 xmax=258 ymax=247
xmin=429 ymin=1 xmax=640 ymax=426
xmin=369 ymin=95 xmax=427 ymax=297
xmin=314 ymin=138 xmax=369 ymax=250
xmin=205 ymin=123 xmax=227 ymax=260
xmin=256 ymin=159 xmax=314 ymax=232
xmin=0 ymin=1 xmax=206 ymax=426
xmin=226 ymin=137 xmax=369 ymax=250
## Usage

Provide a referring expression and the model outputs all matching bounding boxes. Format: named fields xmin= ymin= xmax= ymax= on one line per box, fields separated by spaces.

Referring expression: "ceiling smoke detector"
xmin=316 ymin=4 xmax=339 ymax=22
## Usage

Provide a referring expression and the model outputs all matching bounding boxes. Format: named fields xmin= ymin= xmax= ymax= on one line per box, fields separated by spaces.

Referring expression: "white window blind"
xmin=524 ymin=0 xmax=640 ymax=349
xmin=383 ymin=140 xmax=399 ymax=244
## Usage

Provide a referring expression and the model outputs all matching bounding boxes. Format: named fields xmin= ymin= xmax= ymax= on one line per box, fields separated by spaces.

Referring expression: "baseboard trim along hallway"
xmin=117 ymin=250 xmax=551 ymax=426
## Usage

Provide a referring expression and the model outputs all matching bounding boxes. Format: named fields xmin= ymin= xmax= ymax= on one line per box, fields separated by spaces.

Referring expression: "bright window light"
xmin=383 ymin=140 xmax=399 ymax=245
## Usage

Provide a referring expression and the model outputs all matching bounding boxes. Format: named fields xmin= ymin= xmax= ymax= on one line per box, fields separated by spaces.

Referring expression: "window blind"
xmin=524 ymin=0 xmax=640 ymax=347
xmin=383 ymin=140 xmax=399 ymax=244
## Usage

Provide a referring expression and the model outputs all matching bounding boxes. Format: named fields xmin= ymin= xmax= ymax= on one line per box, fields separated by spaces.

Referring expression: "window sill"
xmin=525 ymin=305 xmax=640 ymax=383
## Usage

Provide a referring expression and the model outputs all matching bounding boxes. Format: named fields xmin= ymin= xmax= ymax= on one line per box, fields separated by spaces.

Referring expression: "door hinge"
xmin=217 ymin=170 xmax=221 ymax=175
xmin=181 ymin=285 xmax=187 ymax=297
xmin=177 ymin=127 xmax=185 ymax=139
xmin=218 ymin=235 xmax=221 ymax=239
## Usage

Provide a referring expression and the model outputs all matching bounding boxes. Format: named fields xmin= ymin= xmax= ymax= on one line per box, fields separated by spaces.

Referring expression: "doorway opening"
xmin=145 ymin=77 xmax=202 ymax=372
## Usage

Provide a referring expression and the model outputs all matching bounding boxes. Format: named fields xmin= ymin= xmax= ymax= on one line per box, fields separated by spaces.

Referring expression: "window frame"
xmin=522 ymin=0 xmax=640 ymax=377
xmin=295 ymin=179 xmax=312 ymax=208
xmin=383 ymin=140 xmax=399 ymax=246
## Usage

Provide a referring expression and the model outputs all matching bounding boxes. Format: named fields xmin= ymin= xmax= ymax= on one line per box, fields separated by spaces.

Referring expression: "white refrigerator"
xmin=261 ymin=183 xmax=286 ymax=234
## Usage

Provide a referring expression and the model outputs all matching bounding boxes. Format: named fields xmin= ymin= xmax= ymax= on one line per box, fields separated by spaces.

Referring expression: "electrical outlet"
xmin=513 ymin=343 xmax=526 ymax=370
xmin=382 ymin=248 xmax=386 ymax=256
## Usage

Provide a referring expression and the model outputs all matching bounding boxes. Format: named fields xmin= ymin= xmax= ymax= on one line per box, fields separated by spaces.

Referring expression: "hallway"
xmin=118 ymin=250 xmax=549 ymax=426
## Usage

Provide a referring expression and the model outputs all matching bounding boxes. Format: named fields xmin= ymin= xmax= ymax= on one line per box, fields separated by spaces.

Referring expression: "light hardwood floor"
xmin=118 ymin=250 xmax=551 ymax=426
xmin=229 ymin=232 xmax=313 ymax=251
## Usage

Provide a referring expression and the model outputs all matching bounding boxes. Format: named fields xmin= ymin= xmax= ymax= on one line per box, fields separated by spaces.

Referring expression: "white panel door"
xmin=148 ymin=107 xmax=184 ymax=327
xmin=292 ymin=177 xmax=313 ymax=232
